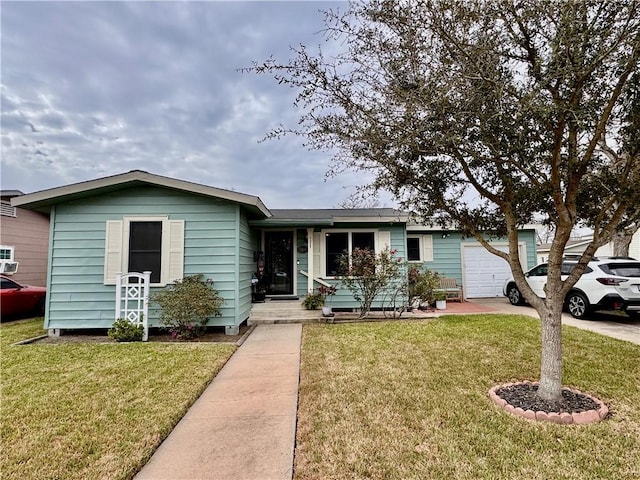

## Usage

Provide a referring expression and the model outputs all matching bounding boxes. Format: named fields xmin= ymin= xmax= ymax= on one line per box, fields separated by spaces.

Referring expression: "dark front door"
xmin=264 ymin=231 xmax=294 ymax=295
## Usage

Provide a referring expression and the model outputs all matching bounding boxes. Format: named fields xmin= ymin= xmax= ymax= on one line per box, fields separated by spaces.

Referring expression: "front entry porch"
xmin=249 ymin=298 xmax=324 ymax=324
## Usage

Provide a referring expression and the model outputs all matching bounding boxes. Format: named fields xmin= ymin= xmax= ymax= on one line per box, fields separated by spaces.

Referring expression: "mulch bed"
xmin=496 ymin=383 xmax=599 ymax=414
xmin=489 ymin=381 xmax=609 ymax=424
xmin=28 ymin=323 xmax=251 ymax=344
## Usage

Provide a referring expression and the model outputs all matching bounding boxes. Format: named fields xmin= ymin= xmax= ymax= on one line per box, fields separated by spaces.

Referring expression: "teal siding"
xmin=237 ymin=210 xmax=256 ymax=324
xmin=418 ymin=230 xmax=538 ymax=283
xmin=46 ymin=186 xmax=246 ymax=330
xmin=421 ymin=232 xmax=466 ymax=280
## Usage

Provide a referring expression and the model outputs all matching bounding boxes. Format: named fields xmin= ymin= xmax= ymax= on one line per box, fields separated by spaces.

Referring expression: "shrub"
xmin=408 ymin=266 xmax=441 ymax=306
xmin=108 ymin=318 xmax=144 ymax=342
xmin=303 ymin=292 xmax=325 ymax=310
xmin=152 ymin=274 xmax=223 ymax=340
xmin=338 ymin=247 xmax=402 ymax=318
xmin=434 ymin=290 xmax=448 ymax=301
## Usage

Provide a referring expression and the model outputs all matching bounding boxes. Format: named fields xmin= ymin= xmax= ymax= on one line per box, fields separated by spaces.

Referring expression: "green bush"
xmin=434 ymin=290 xmax=448 ymax=301
xmin=303 ymin=292 xmax=325 ymax=310
xmin=408 ymin=266 xmax=441 ymax=305
xmin=152 ymin=274 xmax=223 ymax=339
xmin=339 ymin=247 xmax=402 ymax=317
xmin=303 ymin=285 xmax=338 ymax=310
xmin=108 ymin=318 xmax=144 ymax=342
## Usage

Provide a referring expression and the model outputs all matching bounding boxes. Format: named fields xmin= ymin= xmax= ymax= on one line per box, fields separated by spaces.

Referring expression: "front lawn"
xmin=295 ymin=315 xmax=640 ymax=480
xmin=0 ymin=319 xmax=236 ymax=480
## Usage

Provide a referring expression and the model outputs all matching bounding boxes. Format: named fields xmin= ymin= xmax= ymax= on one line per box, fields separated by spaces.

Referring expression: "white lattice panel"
xmin=115 ymin=271 xmax=151 ymax=341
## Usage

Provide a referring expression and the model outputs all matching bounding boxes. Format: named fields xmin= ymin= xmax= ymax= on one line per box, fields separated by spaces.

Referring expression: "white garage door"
xmin=463 ymin=245 xmax=512 ymax=298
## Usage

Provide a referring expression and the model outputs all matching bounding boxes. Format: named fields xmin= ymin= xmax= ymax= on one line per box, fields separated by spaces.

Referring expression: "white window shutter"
xmin=313 ymin=232 xmax=322 ymax=278
xmin=377 ymin=231 xmax=391 ymax=254
xmin=166 ymin=220 xmax=185 ymax=284
xmin=104 ymin=220 xmax=123 ymax=285
xmin=422 ymin=234 xmax=434 ymax=261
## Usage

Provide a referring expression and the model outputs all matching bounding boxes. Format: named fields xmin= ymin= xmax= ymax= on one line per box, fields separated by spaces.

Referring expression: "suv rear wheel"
xmin=506 ymin=284 xmax=524 ymax=306
xmin=566 ymin=291 xmax=591 ymax=319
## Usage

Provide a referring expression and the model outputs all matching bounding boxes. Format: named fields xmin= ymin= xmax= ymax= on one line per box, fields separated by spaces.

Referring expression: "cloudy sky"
xmin=1 ymin=1 xmax=388 ymax=208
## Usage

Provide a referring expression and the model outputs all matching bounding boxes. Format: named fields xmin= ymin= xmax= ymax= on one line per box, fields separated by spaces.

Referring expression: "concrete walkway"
xmin=135 ymin=324 xmax=302 ymax=480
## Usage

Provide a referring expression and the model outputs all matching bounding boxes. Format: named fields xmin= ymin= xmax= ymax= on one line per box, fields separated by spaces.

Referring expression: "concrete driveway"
xmin=469 ymin=297 xmax=640 ymax=345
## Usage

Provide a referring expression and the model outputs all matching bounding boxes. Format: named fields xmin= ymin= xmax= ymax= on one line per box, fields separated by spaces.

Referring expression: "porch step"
xmin=249 ymin=299 xmax=326 ymax=324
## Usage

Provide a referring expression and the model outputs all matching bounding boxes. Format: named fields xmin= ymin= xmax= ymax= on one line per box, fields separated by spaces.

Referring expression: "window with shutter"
xmin=406 ymin=234 xmax=434 ymax=262
xmin=104 ymin=217 xmax=184 ymax=286
xmin=128 ymin=221 xmax=162 ymax=283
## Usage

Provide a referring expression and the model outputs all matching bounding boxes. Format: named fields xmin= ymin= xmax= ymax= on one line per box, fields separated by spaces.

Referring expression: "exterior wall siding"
xmin=237 ymin=210 xmax=256 ymax=325
xmin=46 ymin=187 xmax=243 ymax=330
xmin=629 ymin=231 xmax=640 ymax=260
xmin=0 ymin=207 xmax=50 ymax=286
xmin=417 ymin=230 xmax=538 ymax=282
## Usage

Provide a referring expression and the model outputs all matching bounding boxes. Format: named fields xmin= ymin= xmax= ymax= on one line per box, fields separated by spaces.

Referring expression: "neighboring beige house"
xmin=537 ymin=232 xmax=640 ymax=264
xmin=0 ymin=190 xmax=50 ymax=286
xmin=594 ymin=231 xmax=640 ymax=260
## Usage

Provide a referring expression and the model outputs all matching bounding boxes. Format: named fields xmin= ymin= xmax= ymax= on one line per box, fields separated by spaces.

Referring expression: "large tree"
xmin=253 ymin=0 xmax=640 ymax=401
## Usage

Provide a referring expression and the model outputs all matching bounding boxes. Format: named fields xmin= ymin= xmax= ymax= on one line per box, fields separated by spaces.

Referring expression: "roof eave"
xmin=11 ymin=170 xmax=272 ymax=218
xmin=332 ymin=215 xmax=407 ymax=223
xmin=249 ymin=218 xmax=335 ymax=227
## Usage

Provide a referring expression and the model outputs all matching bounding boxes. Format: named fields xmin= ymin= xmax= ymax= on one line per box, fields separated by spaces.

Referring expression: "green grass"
xmin=0 ymin=318 xmax=236 ymax=480
xmin=295 ymin=315 xmax=640 ymax=480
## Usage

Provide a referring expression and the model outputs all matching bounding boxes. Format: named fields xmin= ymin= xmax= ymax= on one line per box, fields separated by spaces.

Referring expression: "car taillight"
xmin=596 ymin=277 xmax=628 ymax=285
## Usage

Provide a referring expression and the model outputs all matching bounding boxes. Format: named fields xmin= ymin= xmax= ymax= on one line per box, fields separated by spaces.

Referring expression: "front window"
xmin=406 ymin=234 xmax=433 ymax=262
xmin=128 ymin=221 xmax=162 ymax=283
xmin=407 ymin=237 xmax=421 ymax=262
xmin=326 ymin=232 xmax=348 ymax=276
xmin=352 ymin=232 xmax=374 ymax=251
xmin=325 ymin=231 xmax=376 ymax=276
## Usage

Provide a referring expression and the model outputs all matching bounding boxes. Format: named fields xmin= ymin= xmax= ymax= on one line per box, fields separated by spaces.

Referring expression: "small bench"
xmin=438 ymin=277 xmax=463 ymax=302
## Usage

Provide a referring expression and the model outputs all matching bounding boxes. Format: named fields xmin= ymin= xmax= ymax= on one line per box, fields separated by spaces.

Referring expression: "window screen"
xmin=407 ymin=237 xmax=421 ymax=261
xmin=326 ymin=232 xmax=348 ymax=276
xmin=352 ymin=232 xmax=375 ymax=251
xmin=128 ymin=221 xmax=162 ymax=283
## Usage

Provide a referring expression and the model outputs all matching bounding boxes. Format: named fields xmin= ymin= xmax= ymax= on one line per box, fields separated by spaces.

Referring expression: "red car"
xmin=0 ymin=275 xmax=46 ymax=318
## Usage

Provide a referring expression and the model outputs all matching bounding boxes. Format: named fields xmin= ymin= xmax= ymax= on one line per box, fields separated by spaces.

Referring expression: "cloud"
xmin=1 ymin=1 xmax=388 ymax=208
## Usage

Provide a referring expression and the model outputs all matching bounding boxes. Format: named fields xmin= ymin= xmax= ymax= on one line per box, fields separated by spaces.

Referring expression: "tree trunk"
xmin=612 ymin=231 xmax=633 ymax=257
xmin=537 ymin=300 xmax=564 ymax=402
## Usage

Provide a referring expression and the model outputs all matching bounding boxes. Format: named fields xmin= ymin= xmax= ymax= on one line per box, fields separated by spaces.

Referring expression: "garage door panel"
xmin=464 ymin=245 xmax=511 ymax=298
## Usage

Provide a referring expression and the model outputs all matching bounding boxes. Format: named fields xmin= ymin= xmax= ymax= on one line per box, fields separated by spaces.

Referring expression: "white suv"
xmin=503 ymin=257 xmax=640 ymax=319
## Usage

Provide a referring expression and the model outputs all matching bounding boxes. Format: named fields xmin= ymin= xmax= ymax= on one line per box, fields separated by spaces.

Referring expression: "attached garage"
xmin=462 ymin=244 xmax=526 ymax=298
